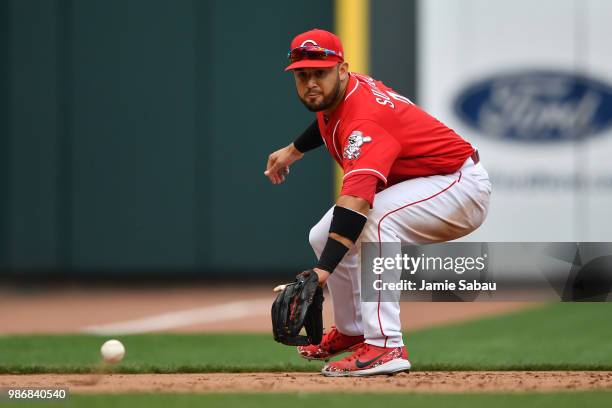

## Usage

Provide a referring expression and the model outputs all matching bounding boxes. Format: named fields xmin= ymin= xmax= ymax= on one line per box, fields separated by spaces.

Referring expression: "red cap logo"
xmin=285 ymin=29 xmax=344 ymax=71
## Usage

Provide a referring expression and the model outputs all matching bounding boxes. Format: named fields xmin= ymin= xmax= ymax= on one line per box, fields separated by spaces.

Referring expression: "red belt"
xmin=470 ymin=150 xmax=480 ymax=164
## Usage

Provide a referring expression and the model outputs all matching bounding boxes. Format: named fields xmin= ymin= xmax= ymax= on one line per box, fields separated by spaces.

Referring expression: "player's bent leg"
xmin=300 ymin=207 xmax=364 ymax=361
xmin=321 ymin=217 xmax=409 ymax=376
xmin=307 ymin=207 xmax=363 ymax=336
xmin=323 ymin=159 xmax=491 ymax=376
xmin=358 ymin=223 xmax=404 ymax=349
xmin=368 ymin=162 xmax=490 ymax=245
xmin=307 ymin=206 xmax=334 ymax=256
xmin=359 ymin=160 xmax=490 ymax=345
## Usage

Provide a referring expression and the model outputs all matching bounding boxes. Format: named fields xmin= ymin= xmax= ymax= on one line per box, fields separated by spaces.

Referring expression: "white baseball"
xmin=100 ymin=339 xmax=125 ymax=364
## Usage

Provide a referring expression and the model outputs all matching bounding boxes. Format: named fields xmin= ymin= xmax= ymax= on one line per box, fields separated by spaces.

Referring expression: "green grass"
xmin=407 ymin=302 xmax=612 ymax=370
xmin=3 ymin=392 xmax=612 ymax=408
xmin=1 ymin=303 xmax=611 ymax=373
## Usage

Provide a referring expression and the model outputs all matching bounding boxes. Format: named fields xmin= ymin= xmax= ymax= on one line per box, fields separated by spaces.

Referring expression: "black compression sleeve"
xmin=329 ymin=206 xmax=368 ymax=242
xmin=316 ymin=238 xmax=349 ymax=273
xmin=315 ymin=206 xmax=368 ymax=273
xmin=293 ymin=120 xmax=324 ymax=153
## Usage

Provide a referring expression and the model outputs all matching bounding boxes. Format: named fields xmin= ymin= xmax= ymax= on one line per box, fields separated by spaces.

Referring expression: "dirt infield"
xmin=2 ymin=372 xmax=612 ymax=393
xmin=7 ymin=286 xmax=593 ymax=394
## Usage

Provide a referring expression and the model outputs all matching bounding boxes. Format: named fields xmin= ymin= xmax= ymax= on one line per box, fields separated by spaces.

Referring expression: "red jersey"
xmin=316 ymin=73 xmax=474 ymax=199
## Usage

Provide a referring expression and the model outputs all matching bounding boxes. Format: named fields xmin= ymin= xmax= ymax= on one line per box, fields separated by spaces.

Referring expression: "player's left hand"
xmin=297 ymin=268 xmax=330 ymax=287
xmin=313 ymin=268 xmax=331 ymax=286
xmin=271 ymin=269 xmax=324 ymax=346
xmin=275 ymin=268 xmax=329 ymax=293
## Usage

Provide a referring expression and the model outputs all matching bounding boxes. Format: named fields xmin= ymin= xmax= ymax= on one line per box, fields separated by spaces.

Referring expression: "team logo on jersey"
xmin=343 ymin=131 xmax=372 ymax=160
xmin=454 ymin=70 xmax=612 ymax=142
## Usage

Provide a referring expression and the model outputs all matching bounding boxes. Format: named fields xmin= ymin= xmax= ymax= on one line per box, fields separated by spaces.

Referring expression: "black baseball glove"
xmin=271 ymin=269 xmax=324 ymax=346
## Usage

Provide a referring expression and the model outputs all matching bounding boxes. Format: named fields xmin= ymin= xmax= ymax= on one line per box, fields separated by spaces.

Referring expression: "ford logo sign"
xmin=454 ymin=70 xmax=612 ymax=142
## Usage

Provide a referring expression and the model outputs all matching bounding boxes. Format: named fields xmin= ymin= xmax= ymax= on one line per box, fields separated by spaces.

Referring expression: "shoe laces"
xmin=322 ymin=326 xmax=343 ymax=346
xmin=344 ymin=343 xmax=373 ymax=362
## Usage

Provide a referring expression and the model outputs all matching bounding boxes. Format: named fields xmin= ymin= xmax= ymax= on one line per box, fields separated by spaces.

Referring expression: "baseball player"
xmin=265 ymin=29 xmax=491 ymax=376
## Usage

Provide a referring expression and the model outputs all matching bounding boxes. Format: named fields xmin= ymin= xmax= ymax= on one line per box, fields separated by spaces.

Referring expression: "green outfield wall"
xmin=0 ymin=0 xmax=416 ymax=278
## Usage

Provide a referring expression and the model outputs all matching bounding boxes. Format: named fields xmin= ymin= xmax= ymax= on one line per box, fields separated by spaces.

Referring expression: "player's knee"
xmin=308 ymin=224 xmax=327 ymax=256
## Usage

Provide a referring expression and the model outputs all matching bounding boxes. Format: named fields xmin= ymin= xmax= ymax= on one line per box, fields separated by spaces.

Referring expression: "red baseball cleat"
xmin=321 ymin=343 xmax=411 ymax=376
xmin=297 ymin=326 xmax=364 ymax=361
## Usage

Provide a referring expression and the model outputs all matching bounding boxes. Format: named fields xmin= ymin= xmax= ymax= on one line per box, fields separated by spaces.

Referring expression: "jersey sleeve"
xmin=339 ymin=120 xmax=401 ymax=186
xmin=339 ymin=173 xmax=379 ymax=207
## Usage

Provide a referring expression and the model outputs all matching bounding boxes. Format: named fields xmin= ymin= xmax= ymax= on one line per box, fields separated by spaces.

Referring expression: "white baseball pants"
xmin=309 ymin=157 xmax=492 ymax=348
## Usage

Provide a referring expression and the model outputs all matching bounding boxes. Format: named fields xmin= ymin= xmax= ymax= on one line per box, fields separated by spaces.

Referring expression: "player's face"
xmin=293 ymin=65 xmax=343 ymax=112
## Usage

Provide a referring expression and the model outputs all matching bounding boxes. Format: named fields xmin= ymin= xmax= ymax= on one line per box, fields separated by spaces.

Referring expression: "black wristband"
xmin=329 ymin=206 xmax=368 ymax=243
xmin=316 ymin=238 xmax=349 ymax=273
xmin=293 ymin=120 xmax=324 ymax=153
xmin=315 ymin=206 xmax=368 ymax=273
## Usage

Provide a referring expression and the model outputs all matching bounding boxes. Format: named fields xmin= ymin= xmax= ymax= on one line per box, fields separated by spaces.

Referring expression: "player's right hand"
xmin=264 ymin=143 xmax=304 ymax=184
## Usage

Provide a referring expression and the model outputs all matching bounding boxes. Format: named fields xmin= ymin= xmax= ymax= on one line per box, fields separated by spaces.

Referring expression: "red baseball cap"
xmin=285 ymin=29 xmax=344 ymax=71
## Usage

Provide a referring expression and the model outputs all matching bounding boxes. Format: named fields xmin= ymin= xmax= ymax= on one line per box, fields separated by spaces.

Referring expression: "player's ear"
xmin=338 ymin=62 xmax=349 ymax=80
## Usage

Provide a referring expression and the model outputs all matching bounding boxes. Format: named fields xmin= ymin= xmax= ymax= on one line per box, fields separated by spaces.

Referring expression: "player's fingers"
xmin=266 ymin=156 xmax=283 ymax=178
xmin=266 ymin=153 xmax=277 ymax=171
xmin=277 ymin=167 xmax=289 ymax=183
xmin=265 ymin=164 xmax=280 ymax=181
xmin=266 ymin=164 xmax=290 ymax=184
xmin=267 ymin=161 xmax=284 ymax=177
xmin=272 ymin=167 xmax=288 ymax=183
